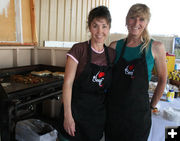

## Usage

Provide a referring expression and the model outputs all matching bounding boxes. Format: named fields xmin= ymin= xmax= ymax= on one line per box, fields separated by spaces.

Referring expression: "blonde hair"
xmin=126 ymin=3 xmax=151 ymax=51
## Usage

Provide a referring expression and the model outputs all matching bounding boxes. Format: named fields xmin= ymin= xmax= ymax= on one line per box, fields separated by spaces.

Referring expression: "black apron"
xmin=105 ymin=40 xmax=151 ymax=141
xmin=59 ymin=41 xmax=112 ymax=141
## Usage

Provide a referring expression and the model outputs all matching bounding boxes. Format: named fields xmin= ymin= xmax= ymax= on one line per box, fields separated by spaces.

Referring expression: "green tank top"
xmin=115 ymin=39 xmax=154 ymax=80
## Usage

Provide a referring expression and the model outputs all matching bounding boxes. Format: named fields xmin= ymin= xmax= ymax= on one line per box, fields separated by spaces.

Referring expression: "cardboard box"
xmin=153 ymin=52 xmax=175 ymax=76
xmin=166 ymin=52 xmax=175 ymax=75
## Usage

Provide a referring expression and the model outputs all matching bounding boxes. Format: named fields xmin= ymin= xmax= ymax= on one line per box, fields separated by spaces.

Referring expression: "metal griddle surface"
xmin=1 ymin=75 xmax=63 ymax=94
xmin=0 ymin=65 xmax=64 ymax=95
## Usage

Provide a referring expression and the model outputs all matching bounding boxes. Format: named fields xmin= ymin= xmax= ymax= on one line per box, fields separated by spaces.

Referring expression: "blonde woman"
xmin=105 ymin=3 xmax=167 ymax=141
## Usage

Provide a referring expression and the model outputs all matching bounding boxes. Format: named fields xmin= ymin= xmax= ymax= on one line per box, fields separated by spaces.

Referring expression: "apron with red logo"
xmin=105 ymin=40 xmax=151 ymax=141
xmin=59 ymin=41 xmax=112 ymax=141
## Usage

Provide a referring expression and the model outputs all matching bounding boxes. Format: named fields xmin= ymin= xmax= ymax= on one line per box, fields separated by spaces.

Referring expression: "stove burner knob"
xmin=28 ymin=105 xmax=34 ymax=111
xmin=57 ymin=95 xmax=60 ymax=100
xmin=12 ymin=99 xmax=21 ymax=105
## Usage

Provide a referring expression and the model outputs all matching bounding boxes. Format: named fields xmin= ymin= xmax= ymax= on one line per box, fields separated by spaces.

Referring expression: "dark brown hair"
xmin=88 ymin=6 xmax=111 ymax=28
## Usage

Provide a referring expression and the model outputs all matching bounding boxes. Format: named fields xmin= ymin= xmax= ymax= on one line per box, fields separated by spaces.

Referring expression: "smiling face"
xmin=126 ymin=4 xmax=151 ymax=38
xmin=89 ymin=18 xmax=110 ymax=44
xmin=127 ymin=16 xmax=148 ymax=37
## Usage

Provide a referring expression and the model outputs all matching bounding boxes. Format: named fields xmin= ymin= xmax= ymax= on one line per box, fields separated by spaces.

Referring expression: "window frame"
xmin=0 ymin=0 xmax=37 ymax=46
xmin=172 ymin=37 xmax=180 ymax=60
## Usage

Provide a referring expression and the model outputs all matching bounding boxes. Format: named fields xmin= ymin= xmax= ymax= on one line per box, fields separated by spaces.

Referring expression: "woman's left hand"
xmin=63 ymin=114 xmax=76 ymax=136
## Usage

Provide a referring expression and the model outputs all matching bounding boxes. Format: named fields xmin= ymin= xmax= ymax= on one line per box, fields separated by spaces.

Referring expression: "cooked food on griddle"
xmin=31 ymin=70 xmax=52 ymax=76
xmin=11 ymin=74 xmax=44 ymax=84
xmin=52 ymin=72 xmax=64 ymax=77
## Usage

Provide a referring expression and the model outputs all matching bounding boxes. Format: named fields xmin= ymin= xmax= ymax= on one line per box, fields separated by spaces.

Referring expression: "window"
xmin=173 ymin=37 xmax=180 ymax=59
xmin=109 ymin=0 xmax=180 ymax=60
xmin=109 ymin=0 xmax=180 ymax=36
xmin=0 ymin=0 xmax=22 ymax=43
xmin=0 ymin=0 xmax=37 ymax=46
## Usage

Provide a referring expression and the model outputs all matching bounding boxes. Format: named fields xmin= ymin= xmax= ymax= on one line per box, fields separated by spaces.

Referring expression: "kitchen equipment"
xmin=0 ymin=64 xmax=64 ymax=141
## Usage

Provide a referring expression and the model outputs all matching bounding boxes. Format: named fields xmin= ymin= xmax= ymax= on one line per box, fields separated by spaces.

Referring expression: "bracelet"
xmin=150 ymin=105 xmax=157 ymax=110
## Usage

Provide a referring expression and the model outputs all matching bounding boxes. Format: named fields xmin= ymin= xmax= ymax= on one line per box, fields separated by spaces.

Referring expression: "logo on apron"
xmin=125 ymin=64 xmax=135 ymax=78
xmin=92 ymin=71 xmax=105 ymax=87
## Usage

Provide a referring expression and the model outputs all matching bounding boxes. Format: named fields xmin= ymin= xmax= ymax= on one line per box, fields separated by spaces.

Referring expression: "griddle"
xmin=0 ymin=64 xmax=64 ymax=98
xmin=0 ymin=64 xmax=64 ymax=141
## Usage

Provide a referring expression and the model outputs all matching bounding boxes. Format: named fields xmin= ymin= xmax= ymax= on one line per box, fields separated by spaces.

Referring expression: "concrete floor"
xmin=57 ymin=134 xmax=105 ymax=141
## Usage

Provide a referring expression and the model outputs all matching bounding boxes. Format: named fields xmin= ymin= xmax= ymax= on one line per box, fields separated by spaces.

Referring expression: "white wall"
xmin=0 ymin=47 xmax=34 ymax=68
xmin=0 ymin=34 xmax=176 ymax=69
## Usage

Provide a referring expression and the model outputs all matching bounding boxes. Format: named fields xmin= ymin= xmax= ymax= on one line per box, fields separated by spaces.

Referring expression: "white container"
xmin=16 ymin=119 xmax=57 ymax=141
xmin=166 ymin=89 xmax=175 ymax=102
xmin=163 ymin=107 xmax=180 ymax=122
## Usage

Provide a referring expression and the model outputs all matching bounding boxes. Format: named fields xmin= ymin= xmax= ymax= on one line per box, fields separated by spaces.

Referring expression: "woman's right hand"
xmin=63 ymin=114 xmax=76 ymax=136
xmin=62 ymin=56 xmax=78 ymax=137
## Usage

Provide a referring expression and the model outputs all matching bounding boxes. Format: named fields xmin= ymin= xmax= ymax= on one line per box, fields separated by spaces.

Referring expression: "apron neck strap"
xmin=88 ymin=40 xmax=110 ymax=65
xmin=120 ymin=38 xmax=127 ymax=57
xmin=87 ymin=40 xmax=92 ymax=63
xmin=104 ymin=44 xmax=110 ymax=66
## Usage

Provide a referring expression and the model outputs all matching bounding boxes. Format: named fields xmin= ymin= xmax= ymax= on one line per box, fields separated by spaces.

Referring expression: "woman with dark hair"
xmin=105 ymin=3 xmax=167 ymax=141
xmin=59 ymin=6 xmax=115 ymax=141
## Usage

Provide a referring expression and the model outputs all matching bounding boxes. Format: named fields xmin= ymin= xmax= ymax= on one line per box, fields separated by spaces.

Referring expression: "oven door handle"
xmin=17 ymin=90 xmax=62 ymax=108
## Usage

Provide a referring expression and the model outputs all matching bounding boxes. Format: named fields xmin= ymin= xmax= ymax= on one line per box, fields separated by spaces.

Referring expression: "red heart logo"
xmin=98 ymin=72 xmax=105 ymax=78
xmin=128 ymin=65 xmax=134 ymax=71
